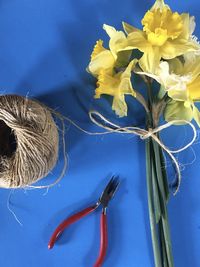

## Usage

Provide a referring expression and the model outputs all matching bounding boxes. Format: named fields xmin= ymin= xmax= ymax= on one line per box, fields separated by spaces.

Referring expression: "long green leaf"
xmin=159 ymin=221 xmax=169 ymax=267
xmin=158 ymin=133 xmax=170 ymax=202
xmin=152 ymin=139 xmax=174 ymax=267
xmin=151 ymin=140 xmax=162 ymax=224
xmin=152 ymin=140 xmax=168 ymax=217
xmin=145 ymin=139 xmax=162 ymax=267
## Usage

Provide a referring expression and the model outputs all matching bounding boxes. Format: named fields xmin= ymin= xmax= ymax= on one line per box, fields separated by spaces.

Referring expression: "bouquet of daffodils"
xmin=87 ymin=0 xmax=200 ymax=266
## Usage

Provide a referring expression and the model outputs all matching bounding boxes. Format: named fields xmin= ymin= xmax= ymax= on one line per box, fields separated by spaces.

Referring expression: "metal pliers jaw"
xmin=96 ymin=176 xmax=120 ymax=214
xmin=48 ymin=176 xmax=120 ymax=267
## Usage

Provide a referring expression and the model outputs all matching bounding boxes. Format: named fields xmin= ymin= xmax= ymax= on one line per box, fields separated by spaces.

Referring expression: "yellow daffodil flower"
xmin=88 ymin=24 xmax=129 ymax=76
xmin=95 ymin=59 xmax=137 ymax=117
xmin=137 ymin=55 xmax=200 ymax=125
xmin=138 ymin=55 xmax=200 ymax=103
xmin=124 ymin=0 xmax=199 ymax=72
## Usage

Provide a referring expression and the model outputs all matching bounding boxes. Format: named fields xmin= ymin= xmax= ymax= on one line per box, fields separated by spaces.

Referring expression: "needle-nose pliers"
xmin=48 ymin=176 xmax=120 ymax=267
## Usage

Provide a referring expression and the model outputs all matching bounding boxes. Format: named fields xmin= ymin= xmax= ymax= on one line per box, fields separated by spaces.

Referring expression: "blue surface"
xmin=0 ymin=1 xmax=199 ymax=266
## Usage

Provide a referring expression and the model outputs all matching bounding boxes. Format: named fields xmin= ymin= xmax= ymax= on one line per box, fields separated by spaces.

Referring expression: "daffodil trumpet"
xmin=87 ymin=0 xmax=200 ymax=266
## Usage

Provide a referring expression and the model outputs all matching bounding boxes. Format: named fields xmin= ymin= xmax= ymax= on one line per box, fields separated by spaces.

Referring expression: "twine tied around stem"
xmin=88 ymin=110 xmax=197 ymax=195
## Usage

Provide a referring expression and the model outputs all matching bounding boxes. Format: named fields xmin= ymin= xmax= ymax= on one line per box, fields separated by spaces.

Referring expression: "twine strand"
xmin=26 ymin=105 xmax=196 ymax=194
xmin=88 ymin=110 xmax=197 ymax=195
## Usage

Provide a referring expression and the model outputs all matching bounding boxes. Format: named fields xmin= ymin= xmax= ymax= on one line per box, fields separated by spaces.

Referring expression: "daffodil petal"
xmin=122 ymin=22 xmax=140 ymax=34
xmin=158 ymin=61 xmax=191 ymax=94
xmin=187 ymin=76 xmax=200 ymax=101
xmin=183 ymin=38 xmax=200 ymax=63
xmin=121 ymin=59 xmax=137 ymax=79
xmin=139 ymin=46 xmax=161 ymax=72
xmin=167 ymin=89 xmax=189 ymax=102
xmin=136 ymin=70 xmax=160 ymax=83
xmin=109 ymin=32 xmax=128 ymax=58
xmin=95 ymin=70 xmax=116 ymax=98
xmin=103 ymin=24 xmax=118 ymax=38
xmin=120 ymin=59 xmax=137 ymax=96
xmin=103 ymin=24 xmax=128 ymax=59
xmin=88 ymin=50 xmax=115 ymax=76
xmin=90 ymin=40 xmax=106 ymax=60
xmin=189 ymin=16 xmax=196 ymax=35
xmin=161 ymin=39 xmax=199 ymax=59
xmin=179 ymin=13 xmax=192 ymax=39
xmin=112 ymin=95 xmax=128 ymax=117
xmin=183 ymin=55 xmax=200 ymax=82
xmin=127 ymin=30 xmax=150 ymax=52
xmin=158 ymin=61 xmax=190 ymax=101
xmin=193 ymin=105 xmax=200 ymax=127
xmin=151 ymin=0 xmax=169 ymax=10
xmin=164 ymin=100 xmax=193 ymax=124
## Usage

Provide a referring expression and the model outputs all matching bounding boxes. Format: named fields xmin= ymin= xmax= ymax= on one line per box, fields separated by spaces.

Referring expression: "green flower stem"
xmin=145 ymin=138 xmax=162 ymax=267
xmin=157 ymin=135 xmax=170 ymax=203
xmin=152 ymin=139 xmax=174 ymax=267
xmin=159 ymin=220 xmax=168 ymax=267
xmin=145 ymin=80 xmax=174 ymax=267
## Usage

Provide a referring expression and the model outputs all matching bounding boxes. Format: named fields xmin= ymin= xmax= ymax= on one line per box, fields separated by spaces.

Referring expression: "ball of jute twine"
xmin=0 ymin=94 xmax=61 ymax=189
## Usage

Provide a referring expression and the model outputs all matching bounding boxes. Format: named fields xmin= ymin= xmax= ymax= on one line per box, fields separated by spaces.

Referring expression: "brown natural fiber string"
xmin=0 ymin=94 xmax=63 ymax=189
xmin=50 ymin=110 xmax=196 ymax=194
xmin=2 ymin=93 xmax=194 ymax=192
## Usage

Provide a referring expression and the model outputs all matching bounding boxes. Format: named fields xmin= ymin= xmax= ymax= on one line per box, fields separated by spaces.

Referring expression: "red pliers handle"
xmin=48 ymin=205 xmax=108 ymax=267
xmin=94 ymin=211 xmax=108 ymax=267
xmin=48 ymin=205 xmax=97 ymax=249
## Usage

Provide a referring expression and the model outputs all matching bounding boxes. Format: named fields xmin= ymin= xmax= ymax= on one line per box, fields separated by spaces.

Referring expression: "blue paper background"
xmin=0 ymin=1 xmax=199 ymax=266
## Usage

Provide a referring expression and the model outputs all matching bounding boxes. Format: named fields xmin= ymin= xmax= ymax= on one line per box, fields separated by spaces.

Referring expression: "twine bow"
xmin=89 ymin=110 xmax=197 ymax=195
